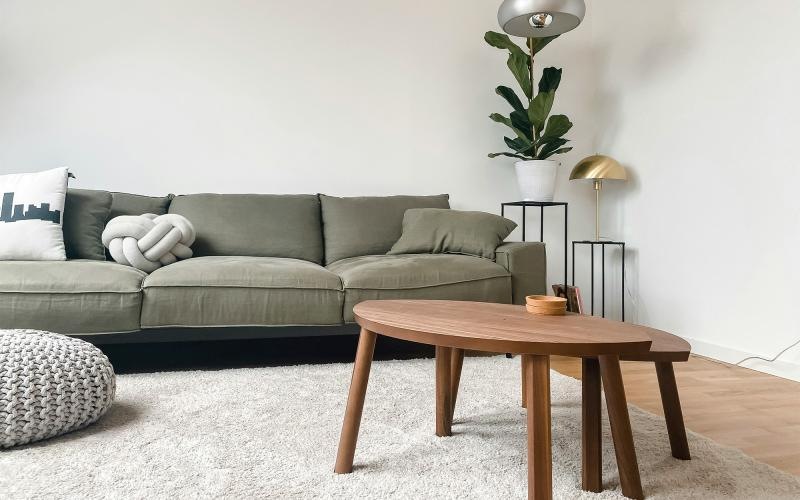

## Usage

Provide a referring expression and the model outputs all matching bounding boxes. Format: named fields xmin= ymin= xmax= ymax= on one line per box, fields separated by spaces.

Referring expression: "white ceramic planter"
xmin=514 ymin=160 xmax=560 ymax=202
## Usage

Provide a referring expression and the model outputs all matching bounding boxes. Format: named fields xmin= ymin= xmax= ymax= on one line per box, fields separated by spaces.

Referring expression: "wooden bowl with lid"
xmin=525 ymin=295 xmax=567 ymax=316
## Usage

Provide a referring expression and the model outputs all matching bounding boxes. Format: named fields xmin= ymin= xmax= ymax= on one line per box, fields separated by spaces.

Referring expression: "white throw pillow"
xmin=0 ymin=167 xmax=69 ymax=260
xmin=102 ymin=213 xmax=196 ymax=273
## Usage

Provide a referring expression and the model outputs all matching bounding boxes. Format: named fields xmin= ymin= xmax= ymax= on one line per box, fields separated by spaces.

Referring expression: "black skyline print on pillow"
xmin=0 ymin=192 xmax=61 ymax=224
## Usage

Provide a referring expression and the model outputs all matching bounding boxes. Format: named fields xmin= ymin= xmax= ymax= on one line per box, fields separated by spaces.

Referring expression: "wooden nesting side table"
xmin=333 ymin=300 xmax=663 ymax=500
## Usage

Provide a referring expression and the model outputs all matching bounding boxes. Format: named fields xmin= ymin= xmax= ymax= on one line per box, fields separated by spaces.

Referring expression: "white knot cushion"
xmin=101 ymin=213 xmax=195 ymax=272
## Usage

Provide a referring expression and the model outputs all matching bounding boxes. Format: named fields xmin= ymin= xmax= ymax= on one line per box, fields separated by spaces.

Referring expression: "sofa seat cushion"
xmin=141 ymin=256 xmax=344 ymax=328
xmin=0 ymin=260 xmax=146 ymax=334
xmin=327 ymin=254 xmax=512 ymax=322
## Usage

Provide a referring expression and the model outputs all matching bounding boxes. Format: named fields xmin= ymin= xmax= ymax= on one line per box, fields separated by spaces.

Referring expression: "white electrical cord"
xmin=734 ymin=338 xmax=800 ymax=366
xmin=592 ymin=236 xmax=799 ymax=368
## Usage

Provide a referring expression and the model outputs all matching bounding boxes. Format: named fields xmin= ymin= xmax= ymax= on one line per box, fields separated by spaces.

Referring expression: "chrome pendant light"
xmin=498 ymin=0 xmax=586 ymax=38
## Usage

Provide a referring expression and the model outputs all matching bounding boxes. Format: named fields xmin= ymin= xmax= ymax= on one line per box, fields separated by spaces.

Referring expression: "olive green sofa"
xmin=0 ymin=192 xmax=546 ymax=343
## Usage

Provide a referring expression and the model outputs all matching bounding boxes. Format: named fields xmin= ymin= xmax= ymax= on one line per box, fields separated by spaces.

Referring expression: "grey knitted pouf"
xmin=0 ymin=330 xmax=116 ymax=448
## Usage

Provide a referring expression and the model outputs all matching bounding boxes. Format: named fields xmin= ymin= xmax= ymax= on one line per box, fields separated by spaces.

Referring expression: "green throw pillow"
xmin=63 ymin=188 xmax=113 ymax=260
xmin=388 ymin=208 xmax=517 ymax=260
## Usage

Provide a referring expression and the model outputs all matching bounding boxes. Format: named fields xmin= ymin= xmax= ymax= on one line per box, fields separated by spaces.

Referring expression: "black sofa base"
xmin=76 ymin=324 xmax=362 ymax=345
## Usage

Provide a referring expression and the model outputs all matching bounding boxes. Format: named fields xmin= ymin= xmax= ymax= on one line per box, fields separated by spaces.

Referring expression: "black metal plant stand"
xmin=501 ymin=201 xmax=568 ymax=286
xmin=571 ymin=240 xmax=626 ymax=321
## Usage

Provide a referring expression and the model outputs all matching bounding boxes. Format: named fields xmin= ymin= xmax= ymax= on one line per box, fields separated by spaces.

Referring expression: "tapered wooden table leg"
xmin=435 ymin=346 xmax=453 ymax=437
xmin=524 ymin=354 xmax=552 ymax=500
xmin=655 ymin=361 xmax=691 ymax=460
xmin=599 ymin=355 xmax=643 ymax=500
xmin=582 ymin=357 xmax=603 ymax=493
xmin=334 ymin=328 xmax=378 ymax=473
xmin=449 ymin=348 xmax=464 ymax=423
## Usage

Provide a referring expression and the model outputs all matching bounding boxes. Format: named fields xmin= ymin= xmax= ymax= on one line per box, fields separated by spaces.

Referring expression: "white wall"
xmin=0 ymin=0 xmax=596 ymax=210
xmin=0 ymin=0 xmax=597 ymax=300
xmin=590 ymin=0 xmax=800 ymax=380
xmin=2 ymin=1 xmax=797 ymax=380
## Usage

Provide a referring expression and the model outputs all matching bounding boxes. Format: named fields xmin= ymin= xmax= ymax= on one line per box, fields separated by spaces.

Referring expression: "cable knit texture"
xmin=102 ymin=213 xmax=195 ymax=272
xmin=0 ymin=330 xmax=115 ymax=448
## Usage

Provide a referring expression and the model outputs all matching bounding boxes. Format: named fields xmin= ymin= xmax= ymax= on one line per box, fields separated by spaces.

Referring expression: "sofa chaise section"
xmin=0 ymin=260 xmax=146 ymax=334
xmin=328 ymin=254 xmax=514 ymax=322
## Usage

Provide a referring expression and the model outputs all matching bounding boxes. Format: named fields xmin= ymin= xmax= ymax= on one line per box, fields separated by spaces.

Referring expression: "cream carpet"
xmin=1 ymin=356 xmax=798 ymax=499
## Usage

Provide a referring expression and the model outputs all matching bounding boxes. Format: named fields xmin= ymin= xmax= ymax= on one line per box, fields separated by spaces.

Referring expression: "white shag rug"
xmin=1 ymin=356 xmax=798 ymax=499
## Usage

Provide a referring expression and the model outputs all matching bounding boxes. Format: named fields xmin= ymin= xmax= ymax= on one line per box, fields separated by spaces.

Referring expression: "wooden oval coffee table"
xmin=333 ymin=300 xmax=657 ymax=500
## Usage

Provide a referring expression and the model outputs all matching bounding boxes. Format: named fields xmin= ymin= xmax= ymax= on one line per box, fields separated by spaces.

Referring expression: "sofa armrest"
xmin=494 ymin=242 xmax=547 ymax=305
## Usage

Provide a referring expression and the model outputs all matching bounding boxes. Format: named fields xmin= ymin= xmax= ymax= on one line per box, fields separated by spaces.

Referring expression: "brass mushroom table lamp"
xmin=569 ymin=155 xmax=627 ymax=241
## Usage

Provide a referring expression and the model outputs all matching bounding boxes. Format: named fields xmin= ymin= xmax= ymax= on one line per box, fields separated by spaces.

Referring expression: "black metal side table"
xmin=571 ymin=240 xmax=626 ymax=321
xmin=501 ymin=201 xmax=568 ymax=286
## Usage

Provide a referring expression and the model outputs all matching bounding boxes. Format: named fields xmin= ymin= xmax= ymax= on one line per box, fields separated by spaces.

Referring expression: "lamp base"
xmin=593 ymin=179 xmax=602 ymax=242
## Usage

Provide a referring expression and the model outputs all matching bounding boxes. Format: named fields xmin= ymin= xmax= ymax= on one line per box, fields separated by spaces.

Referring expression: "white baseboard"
xmin=683 ymin=336 xmax=800 ymax=383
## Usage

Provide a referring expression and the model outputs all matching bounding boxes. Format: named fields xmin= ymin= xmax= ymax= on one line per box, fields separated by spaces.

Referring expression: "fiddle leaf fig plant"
xmin=485 ymin=31 xmax=573 ymax=161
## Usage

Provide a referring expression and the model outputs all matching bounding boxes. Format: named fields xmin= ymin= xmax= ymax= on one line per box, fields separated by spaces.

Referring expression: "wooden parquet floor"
xmin=550 ymin=354 xmax=800 ymax=476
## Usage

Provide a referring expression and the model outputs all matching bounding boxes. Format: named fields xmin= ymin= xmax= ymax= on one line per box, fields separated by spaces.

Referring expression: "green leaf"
xmin=489 ymin=113 xmax=528 ymax=140
xmin=528 ymin=35 xmax=560 ymax=55
xmin=510 ymin=110 xmax=533 ymax=141
xmin=504 ymin=136 xmax=535 ymax=154
xmin=485 ymin=31 xmax=530 ymax=97
xmin=495 ymin=86 xmax=525 ymax=114
xmin=489 ymin=152 xmax=528 ymax=160
xmin=527 ymin=70 xmax=561 ymax=135
xmin=507 ymin=51 xmax=532 ymax=99
xmin=538 ymin=67 xmax=562 ymax=94
xmin=528 ymin=91 xmax=555 ymax=135
xmin=537 ymin=138 xmax=569 ymax=158
xmin=541 ymin=114 xmax=573 ymax=141
xmin=539 ymin=147 xmax=573 ymax=160
xmin=489 ymin=112 xmax=513 ymax=128
xmin=485 ymin=31 xmax=526 ymax=58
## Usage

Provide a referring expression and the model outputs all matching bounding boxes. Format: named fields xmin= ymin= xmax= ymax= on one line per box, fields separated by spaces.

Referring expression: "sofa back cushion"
xmin=319 ymin=194 xmax=450 ymax=264
xmin=109 ymin=192 xmax=173 ymax=220
xmin=63 ymin=188 xmax=112 ymax=260
xmin=169 ymin=193 xmax=323 ymax=263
